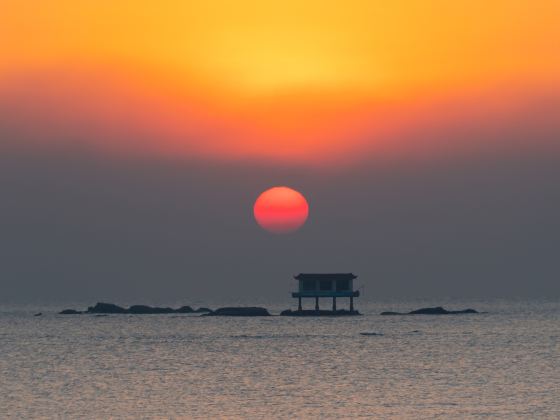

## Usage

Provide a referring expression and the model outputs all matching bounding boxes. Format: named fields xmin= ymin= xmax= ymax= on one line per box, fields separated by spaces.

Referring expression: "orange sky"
xmin=1 ymin=0 xmax=559 ymax=163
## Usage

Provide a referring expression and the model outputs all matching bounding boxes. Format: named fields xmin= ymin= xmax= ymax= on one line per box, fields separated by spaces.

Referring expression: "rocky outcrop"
xmin=204 ymin=307 xmax=270 ymax=316
xmin=59 ymin=302 xmax=210 ymax=315
xmin=88 ymin=302 xmax=127 ymax=314
xmin=59 ymin=309 xmax=83 ymax=315
xmin=175 ymin=306 xmax=195 ymax=313
xmin=280 ymin=309 xmax=361 ymax=316
xmin=380 ymin=306 xmax=479 ymax=315
xmin=128 ymin=305 xmax=176 ymax=314
xmin=193 ymin=307 xmax=212 ymax=313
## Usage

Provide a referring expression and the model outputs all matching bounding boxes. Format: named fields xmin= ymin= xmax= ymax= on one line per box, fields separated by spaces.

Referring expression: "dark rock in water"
xmin=204 ymin=307 xmax=270 ymax=316
xmin=87 ymin=302 xmax=127 ymax=314
xmin=194 ymin=307 xmax=212 ymax=313
xmin=87 ymin=302 xmax=179 ymax=314
xmin=59 ymin=302 xmax=214 ymax=315
xmin=360 ymin=332 xmax=383 ymax=336
xmin=59 ymin=309 xmax=82 ymax=315
xmin=458 ymin=309 xmax=478 ymax=314
xmin=409 ymin=306 xmax=477 ymax=315
xmin=33 ymin=312 xmax=42 ymax=317
xmin=127 ymin=305 xmax=153 ymax=314
xmin=128 ymin=305 xmax=176 ymax=314
xmin=175 ymin=306 xmax=194 ymax=313
xmin=280 ymin=309 xmax=361 ymax=316
xmin=380 ymin=306 xmax=479 ymax=315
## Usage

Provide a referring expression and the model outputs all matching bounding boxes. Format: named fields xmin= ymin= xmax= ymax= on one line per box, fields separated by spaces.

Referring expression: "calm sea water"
xmin=1 ymin=299 xmax=558 ymax=419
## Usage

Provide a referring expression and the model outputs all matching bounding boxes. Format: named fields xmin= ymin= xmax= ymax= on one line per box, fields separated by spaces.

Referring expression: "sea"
xmin=1 ymin=298 xmax=558 ymax=419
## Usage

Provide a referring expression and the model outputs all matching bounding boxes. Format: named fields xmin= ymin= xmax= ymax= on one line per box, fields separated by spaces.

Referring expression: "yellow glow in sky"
xmin=3 ymin=0 xmax=559 ymax=94
xmin=1 ymin=0 xmax=559 ymax=161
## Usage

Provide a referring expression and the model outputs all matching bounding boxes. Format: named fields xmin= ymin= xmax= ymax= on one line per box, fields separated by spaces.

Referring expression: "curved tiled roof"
xmin=294 ymin=273 xmax=357 ymax=280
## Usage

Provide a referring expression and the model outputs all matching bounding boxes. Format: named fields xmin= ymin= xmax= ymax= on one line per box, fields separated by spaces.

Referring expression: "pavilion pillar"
xmin=350 ymin=296 xmax=354 ymax=312
xmin=298 ymin=297 xmax=302 ymax=311
xmin=332 ymin=296 xmax=337 ymax=311
xmin=315 ymin=296 xmax=319 ymax=312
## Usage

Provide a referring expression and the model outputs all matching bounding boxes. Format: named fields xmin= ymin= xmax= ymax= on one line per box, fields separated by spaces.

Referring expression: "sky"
xmin=1 ymin=1 xmax=559 ymax=301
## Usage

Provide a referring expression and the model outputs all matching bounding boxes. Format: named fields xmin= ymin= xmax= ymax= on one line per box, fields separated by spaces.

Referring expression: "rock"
xmin=87 ymin=302 xmax=127 ymax=314
xmin=175 ymin=306 xmax=194 ymax=313
xmin=280 ymin=309 xmax=361 ymax=316
xmin=33 ymin=312 xmax=42 ymax=316
xmin=59 ymin=302 xmax=214 ymax=315
xmin=194 ymin=307 xmax=212 ymax=313
xmin=59 ymin=309 xmax=82 ymax=315
xmin=128 ymin=305 xmax=175 ymax=314
xmin=380 ymin=306 xmax=479 ymax=315
xmin=360 ymin=332 xmax=383 ymax=336
xmin=409 ymin=306 xmax=449 ymax=315
xmin=459 ymin=309 xmax=478 ymax=314
xmin=204 ymin=307 xmax=270 ymax=316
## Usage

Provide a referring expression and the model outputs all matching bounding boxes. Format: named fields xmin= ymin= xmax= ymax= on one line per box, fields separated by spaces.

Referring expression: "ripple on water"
xmin=0 ymin=299 xmax=559 ymax=418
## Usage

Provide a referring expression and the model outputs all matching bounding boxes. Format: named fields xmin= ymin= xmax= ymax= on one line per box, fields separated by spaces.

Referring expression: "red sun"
xmin=253 ymin=186 xmax=309 ymax=234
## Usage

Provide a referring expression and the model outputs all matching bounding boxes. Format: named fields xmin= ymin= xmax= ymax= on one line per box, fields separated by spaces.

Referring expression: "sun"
xmin=253 ymin=186 xmax=309 ymax=234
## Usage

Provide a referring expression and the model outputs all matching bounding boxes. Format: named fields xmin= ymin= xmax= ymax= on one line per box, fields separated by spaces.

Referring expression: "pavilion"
xmin=292 ymin=273 xmax=360 ymax=312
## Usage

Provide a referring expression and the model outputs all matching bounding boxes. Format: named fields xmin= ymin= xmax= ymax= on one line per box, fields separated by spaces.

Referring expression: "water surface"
xmin=1 ymin=299 xmax=558 ymax=418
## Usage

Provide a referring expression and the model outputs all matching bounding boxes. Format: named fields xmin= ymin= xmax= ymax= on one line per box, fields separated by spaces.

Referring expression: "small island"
xmin=59 ymin=302 xmax=212 ymax=315
xmin=58 ymin=302 xmax=273 ymax=316
xmin=203 ymin=307 xmax=270 ymax=316
xmin=380 ymin=306 xmax=479 ymax=315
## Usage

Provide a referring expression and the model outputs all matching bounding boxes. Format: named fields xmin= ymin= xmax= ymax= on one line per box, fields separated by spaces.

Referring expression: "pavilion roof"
xmin=294 ymin=273 xmax=357 ymax=280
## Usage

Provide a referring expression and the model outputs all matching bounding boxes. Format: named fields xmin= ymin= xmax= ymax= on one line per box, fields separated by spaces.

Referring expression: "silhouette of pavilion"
xmin=292 ymin=273 xmax=360 ymax=312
